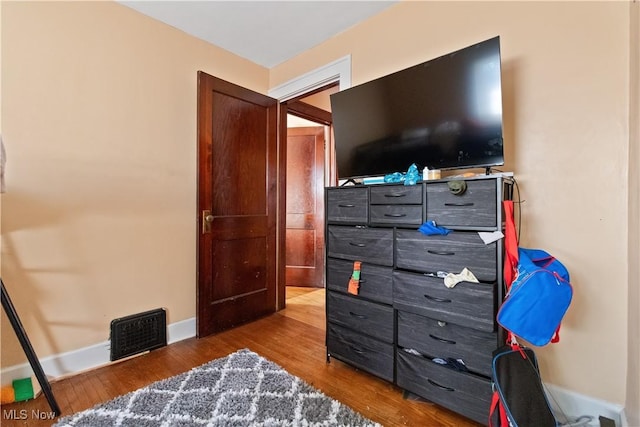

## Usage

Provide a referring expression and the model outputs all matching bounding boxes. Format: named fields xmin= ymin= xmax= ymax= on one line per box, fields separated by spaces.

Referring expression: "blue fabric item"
xmin=384 ymin=172 xmax=404 ymax=183
xmin=404 ymin=163 xmax=420 ymax=186
xmin=418 ymin=220 xmax=451 ymax=235
xmin=383 ymin=163 xmax=421 ymax=185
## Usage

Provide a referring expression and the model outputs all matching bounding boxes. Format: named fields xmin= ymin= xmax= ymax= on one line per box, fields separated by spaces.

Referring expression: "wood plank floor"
xmin=0 ymin=287 xmax=481 ymax=426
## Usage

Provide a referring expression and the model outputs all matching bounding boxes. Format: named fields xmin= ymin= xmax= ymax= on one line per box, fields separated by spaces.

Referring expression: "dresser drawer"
xmin=393 ymin=270 xmax=495 ymax=331
xmin=327 ymin=323 xmax=394 ymax=382
xmin=326 ymin=258 xmax=393 ymax=305
xmin=370 ymin=185 xmax=423 ymax=205
xmin=327 ymin=226 xmax=394 ymax=266
xmin=326 ymin=291 xmax=394 ymax=343
xmin=396 ymin=350 xmax=492 ymax=424
xmin=397 ymin=311 xmax=496 ymax=377
xmin=426 ymin=179 xmax=497 ymax=228
xmin=395 ymin=230 xmax=497 ymax=282
xmin=327 ymin=187 xmax=368 ymax=224
xmin=369 ymin=205 xmax=423 ymax=227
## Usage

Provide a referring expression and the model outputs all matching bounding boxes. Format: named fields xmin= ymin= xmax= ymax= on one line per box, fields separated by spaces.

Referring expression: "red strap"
xmin=537 ymin=256 xmax=556 ymax=269
xmin=502 ymin=200 xmax=519 ymax=346
xmin=500 ymin=397 xmax=508 ymax=426
xmin=489 ymin=391 xmax=509 ymax=427
xmin=503 ymin=200 xmax=518 ymax=290
xmin=489 ymin=392 xmax=499 ymax=427
xmin=506 ymin=330 xmax=519 ymax=347
xmin=489 ymin=392 xmax=500 ymax=427
xmin=515 ymin=344 xmax=528 ymax=359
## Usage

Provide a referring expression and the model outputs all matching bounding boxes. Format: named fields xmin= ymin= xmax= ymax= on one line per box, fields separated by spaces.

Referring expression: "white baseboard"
xmin=166 ymin=316 xmax=196 ymax=345
xmin=545 ymin=383 xmax=625 ymax=426
xmin=0 ymin=316 xmax=196 ymax=384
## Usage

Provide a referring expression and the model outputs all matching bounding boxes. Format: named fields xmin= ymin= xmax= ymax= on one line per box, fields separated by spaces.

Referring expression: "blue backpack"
xmin=497 ymin=248 xmax=573 ymax=346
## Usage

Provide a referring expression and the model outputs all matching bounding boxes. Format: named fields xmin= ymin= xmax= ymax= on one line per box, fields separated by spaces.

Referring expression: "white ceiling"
xmin=119 ymin=1 xmax=398 ymax=68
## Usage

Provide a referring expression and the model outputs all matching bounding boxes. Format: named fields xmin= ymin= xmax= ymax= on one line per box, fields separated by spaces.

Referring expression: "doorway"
xmin=195 ymin=60 xmax=352 ymax=337
xmin=285 ymin=124 xmax=325 ymax=288
xmin=284 ymin=87 xmax=337 ymax=294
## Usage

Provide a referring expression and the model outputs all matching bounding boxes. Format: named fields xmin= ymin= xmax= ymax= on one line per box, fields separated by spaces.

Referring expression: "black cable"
xmin=511 ymin=176 xmax=523 ymax=243
xmin=489 ymin=168 xmax=524 ymax=243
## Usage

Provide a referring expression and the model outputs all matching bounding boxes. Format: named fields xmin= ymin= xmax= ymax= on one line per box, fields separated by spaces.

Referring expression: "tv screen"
xmin=331 ymin=36 xmax=504 ymax=180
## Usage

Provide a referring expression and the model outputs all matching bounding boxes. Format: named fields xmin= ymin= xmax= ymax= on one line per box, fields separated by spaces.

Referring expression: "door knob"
xmin=202 ymin=210 xmax=214 ymax=234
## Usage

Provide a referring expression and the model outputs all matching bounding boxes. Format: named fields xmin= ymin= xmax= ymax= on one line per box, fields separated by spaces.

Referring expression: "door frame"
xmin=268 ymin=55 xmax=351 ymax=101
xmin=270 ymin=56 xmax=352 ymax=310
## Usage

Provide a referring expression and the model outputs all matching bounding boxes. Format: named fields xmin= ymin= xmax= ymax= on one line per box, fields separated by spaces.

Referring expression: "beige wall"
xmin=300 ymin=87 xmax=338 ymax=112
xmin=0 ymin=1 xmax=268 ymax=366
xmin=1 ymin=0 xmax=637 ymax=416
xmin=627 ymin=2 xmax=639 ymax=425
xmin=271 ymin=0 xmax=634 ymax=408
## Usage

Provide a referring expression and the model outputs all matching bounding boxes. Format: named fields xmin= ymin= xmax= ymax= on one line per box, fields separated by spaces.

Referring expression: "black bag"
xmin=489 ymin=345 xmax=558 ymax=427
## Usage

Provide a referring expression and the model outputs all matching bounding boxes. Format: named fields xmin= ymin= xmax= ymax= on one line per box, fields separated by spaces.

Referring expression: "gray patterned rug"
xmin=53 ymin=348 xmax=380 ymax=426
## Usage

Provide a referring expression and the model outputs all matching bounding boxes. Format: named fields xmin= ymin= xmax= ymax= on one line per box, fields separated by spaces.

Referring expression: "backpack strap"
xmin=502 ymin=200 xmax=519 ymax=289
xmin=502 ymin=200 xmax=520 ymax=346
xmin=489 ymin=390 xmax=509 ymax=427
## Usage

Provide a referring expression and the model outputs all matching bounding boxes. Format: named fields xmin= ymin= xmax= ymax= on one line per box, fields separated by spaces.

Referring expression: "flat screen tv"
xmin=330 ymin=36 xmax=504 ymax=180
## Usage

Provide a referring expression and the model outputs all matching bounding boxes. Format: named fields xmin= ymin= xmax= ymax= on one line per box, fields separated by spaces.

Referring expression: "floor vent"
xmin=110 ymin=308 xmax=167 ymax=361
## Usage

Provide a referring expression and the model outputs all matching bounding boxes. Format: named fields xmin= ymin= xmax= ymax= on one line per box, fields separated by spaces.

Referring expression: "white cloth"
xmin=478 ymin=230 xmax=504 ymax=244
xmin=444 ymin=267 xmax=479 ymax=288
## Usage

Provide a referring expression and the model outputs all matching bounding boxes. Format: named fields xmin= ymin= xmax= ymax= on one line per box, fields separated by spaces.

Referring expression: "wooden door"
xmin=285 ymin=126 xmax=325 ymax=287
xmin=196 ymin=71 xmax=278 ymax=338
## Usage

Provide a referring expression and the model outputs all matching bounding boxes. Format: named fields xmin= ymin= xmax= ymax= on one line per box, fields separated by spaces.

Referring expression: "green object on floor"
xmin=12 ymin=377 xmax=34 ymax=402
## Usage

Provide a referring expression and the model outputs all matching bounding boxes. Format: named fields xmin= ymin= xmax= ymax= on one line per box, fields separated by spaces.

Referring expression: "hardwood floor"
xmin=0 ymin=287 xmax=481 ymax=426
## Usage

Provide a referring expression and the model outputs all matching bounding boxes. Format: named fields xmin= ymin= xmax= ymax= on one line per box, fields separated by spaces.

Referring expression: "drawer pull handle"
xmin=429 ymin=334 xmax=456 ymax=345
xmin=349 ymin=311 xmax=367 ymax=319
xmin=427 ymin=379 xmax=455 ymax=392
xmin=444 ymin=202 xmax=474 ymax=207
xmin=424 ymin=294 xmax=452 ymax=303
xmin=384 ymin=193 xmax=406 ymax=198
xmin=338 ymin=203 xmax=356 ymax=208
xmin=427 ymin=250 xmax=455 ymax=256
xmin=384 ymin=213 xmax=407 ymax=218
xmin=349 ymin=242 xmax=366 ymax=247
